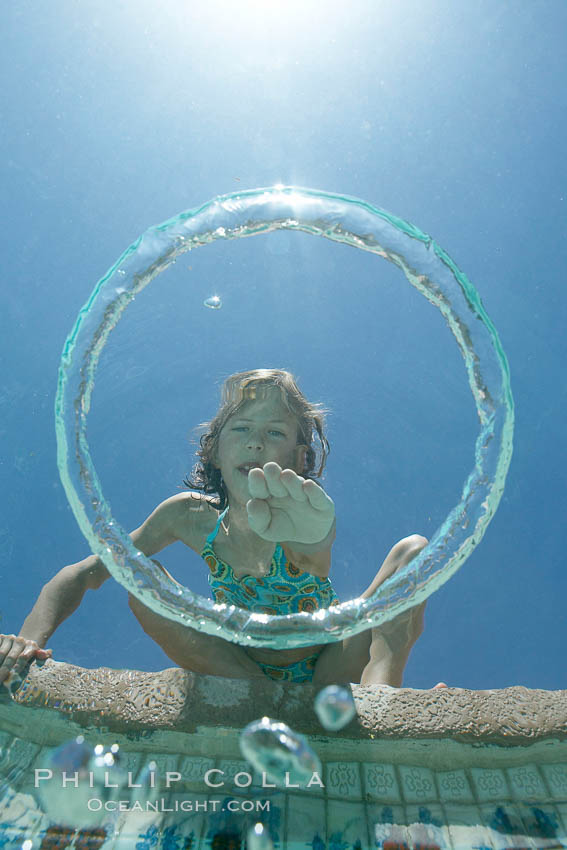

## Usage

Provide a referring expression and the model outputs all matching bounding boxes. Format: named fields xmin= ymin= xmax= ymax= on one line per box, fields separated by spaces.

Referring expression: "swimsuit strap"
xmin=205 ymin=506 xmax=229 ymax=545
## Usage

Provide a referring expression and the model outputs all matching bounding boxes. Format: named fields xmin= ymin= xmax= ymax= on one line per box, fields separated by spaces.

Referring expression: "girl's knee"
xmin=128 ymin=591 xmax=150 ymax=621
xmin=392 ymin=534 xmax=428 ymax=564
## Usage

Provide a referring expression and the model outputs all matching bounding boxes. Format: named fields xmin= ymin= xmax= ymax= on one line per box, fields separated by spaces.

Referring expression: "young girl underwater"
xmin=0 ymin=369 xmax=438 ymax=688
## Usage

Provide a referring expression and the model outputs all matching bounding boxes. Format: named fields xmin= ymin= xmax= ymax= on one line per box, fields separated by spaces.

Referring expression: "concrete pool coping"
xmin=1 ymin=659 xmax=566 ymax=765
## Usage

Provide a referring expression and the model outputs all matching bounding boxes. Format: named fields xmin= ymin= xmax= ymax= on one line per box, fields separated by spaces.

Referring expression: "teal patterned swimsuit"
xmin=201 ymin=507 xmax=339 ymax=682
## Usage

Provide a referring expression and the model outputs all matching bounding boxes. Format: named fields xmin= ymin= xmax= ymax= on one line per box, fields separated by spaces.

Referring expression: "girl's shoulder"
xmin=165 ymin=491 xmax=220 ymax=553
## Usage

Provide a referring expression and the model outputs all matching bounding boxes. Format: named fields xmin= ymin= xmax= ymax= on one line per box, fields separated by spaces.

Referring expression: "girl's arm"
xmin=19 ymin=495 xmax=183 ymax=645
xmin=0 ymin=494 xmax=189 ymax=685
xmin=17 ymin=555 xmax=109 ymax=648
xmin=1 ymin=555 xmax=109 ymax=686
xmin=282 ymin=517 xmax=336 ymax=578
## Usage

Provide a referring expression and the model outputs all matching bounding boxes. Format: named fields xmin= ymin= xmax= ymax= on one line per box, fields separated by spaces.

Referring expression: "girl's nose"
xmin=246 ymin=431 xmax=264 ymax=450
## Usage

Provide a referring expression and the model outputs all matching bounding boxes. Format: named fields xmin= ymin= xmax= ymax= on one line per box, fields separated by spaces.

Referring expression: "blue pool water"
xmin=1 ymin=0 xmax=565 ymax=702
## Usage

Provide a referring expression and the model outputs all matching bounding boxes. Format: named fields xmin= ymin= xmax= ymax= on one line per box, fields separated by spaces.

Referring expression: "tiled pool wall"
xmin=1 ymin=663 xmax=566 ymax=849
xmin=2 ymin=736 xmax=567 ymax=849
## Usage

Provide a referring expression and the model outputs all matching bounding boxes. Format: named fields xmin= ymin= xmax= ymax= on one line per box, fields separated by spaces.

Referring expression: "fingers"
xmin=302 ymin=478 xmax=334 ymax=512
xmin=249 ymin=463 xmax=331 ymax=507
xmin=246 ymin=499 xmax=271 ymax=535
xmin=247 ymin=467 xmax=271 ymax=500
xmin=0 ymin=634 xmax=50 ymax=687
xmin=36 ymin=647 xmax=53 ymax=659
xmin=0 ymin=634 xmax=17 ymax=685
xmin=248 ymin=463 xmax=294 ymax=499
xmin=280 ymin=469 xmax=308 ymax=502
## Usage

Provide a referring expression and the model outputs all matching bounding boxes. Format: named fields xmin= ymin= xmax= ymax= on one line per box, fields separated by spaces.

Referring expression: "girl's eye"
xmin=231 ymin=426 xmax=285 ymax=437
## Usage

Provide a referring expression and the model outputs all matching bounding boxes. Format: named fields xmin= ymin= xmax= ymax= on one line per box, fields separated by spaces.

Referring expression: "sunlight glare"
xmin=182 ymin=0 xmax=331 ymax=64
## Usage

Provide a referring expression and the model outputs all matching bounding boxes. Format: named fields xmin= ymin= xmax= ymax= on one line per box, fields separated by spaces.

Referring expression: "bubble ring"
xmin=56 ymin=186 xmax=514 ymax=648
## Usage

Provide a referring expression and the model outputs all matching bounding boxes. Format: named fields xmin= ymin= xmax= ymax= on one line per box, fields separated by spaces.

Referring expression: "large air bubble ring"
xmin=56 ymin=187 xmax=514 ymax=648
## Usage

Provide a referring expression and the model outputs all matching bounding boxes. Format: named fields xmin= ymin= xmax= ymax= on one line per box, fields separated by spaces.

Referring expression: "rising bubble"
xmin=37 ymin=737 xmax=96 ymax=826
xmin=37 ymin=738 xmax=127 ymax=828
xmin=314 ymin=685 xmax=356 ymax=730
xmin=239 ymin=716 xmax=321 ymax=786
xmin=247 ymin=822 xmax=273 ymax=850
xmin=49 ymin=735 xmax=92 ymax=773
xmin=204 ymin=294 xmax=222 ymax=309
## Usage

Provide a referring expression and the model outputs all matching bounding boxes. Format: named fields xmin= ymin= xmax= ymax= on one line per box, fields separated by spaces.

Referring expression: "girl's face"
xmin=215 ymin=388 xmax=307 ymax=505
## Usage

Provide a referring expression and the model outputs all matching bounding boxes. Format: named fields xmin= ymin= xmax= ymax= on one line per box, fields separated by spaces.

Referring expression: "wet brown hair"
xmin=184 ymin=369 xmax=330 ymax=510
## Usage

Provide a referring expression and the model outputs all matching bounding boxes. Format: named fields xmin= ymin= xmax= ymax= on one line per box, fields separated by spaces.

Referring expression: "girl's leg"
xmin=313 ymin=535 xmax=428 ymax=688
xmin=359 ymin=601 xmax=425 ymax=687
xmin=128 ymin=593 xmax=267 ymax=679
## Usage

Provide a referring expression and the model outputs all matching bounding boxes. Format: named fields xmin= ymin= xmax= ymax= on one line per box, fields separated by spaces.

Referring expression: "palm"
xmin=246 ymin=462 xmax=335 ymax=544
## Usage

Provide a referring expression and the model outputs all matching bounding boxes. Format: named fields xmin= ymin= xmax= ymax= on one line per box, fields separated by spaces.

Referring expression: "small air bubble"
xmin=314 ymin=685 xmax=356 ymax=730
xmin=247 ymin=822 xmax=273 ymax=850
xmin=240 ymin=716 xmax=321 ymax=786
xmin=204 ymin=295 xmax=222 ymax=309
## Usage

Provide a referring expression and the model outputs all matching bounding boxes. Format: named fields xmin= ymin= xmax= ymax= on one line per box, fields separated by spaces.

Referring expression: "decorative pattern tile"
xmin=362 ymin=763 xmax=401 ymax=803
xmin=0 ymin=788 xmax=48 ymax=832
xmin=118 ymin=750 xmax=142 ymax=779
xmin=479 ymin=802 xmax=538 ymax=850
xmin=17 ymin=745 xmax=53 ymax=796
xmin=217 ymin=759 xmax=254 ymax=792
xmin=0 ymin=739 xmax=42 ymax=799
xmin=442 ymin=802 xmax=490 ymax=850
xmin=507 ymin=764 xmax=547 ymax=801
xmin=113 ymin=809 xmax=166 ymax=848
xmin=178 ymin=756 xmax=216 ymax=791
xmin=398 ymin=765 xmax=436 ymax=803
xmin=367 ymin=803 xmax=409 ymax=849
xmin=193 ymin=791 xmax=286 ymax=848
xmin=470 ymin=767 xmax=510 ymax=802
xmin=145 ymin=754 xmax=181 ymax=792
xmin=161 ymin=792 xmax=210 ymax=850
xmin=155 ymin=819 xmax=203 ymax=850
xmin=298 ymin=768 xmax=326 ymax=797
xmin=326 ymin=762 xmax=362 ymax=799
xmin=327 ymin=799 xmax=370 ymax=850
xmin=73 ymin=823 xmax=113 ymax=850
xmin=1 ymin=736 xmax=41 ymax=775
xmin=0 ymin=730 xmax=11 ymax=753
xmin=405 ymin=803 xmax=450 ymax=849
xmin=516 ymin=803 xmax=565 ymax=848
xmin=38 ymin=823 xmax=106 ymax=850
xmin=250 ymin=791 xmax=286 ymax=848
xmin=436 ymin=769 xmax=474 ymax=803
xmin=555 ymin=803 xmax=567 ymax=841
xmin=541 ymin=763 xmax=567 ymax=800
xmin=285 ymin=793 xmax=325 ymax=847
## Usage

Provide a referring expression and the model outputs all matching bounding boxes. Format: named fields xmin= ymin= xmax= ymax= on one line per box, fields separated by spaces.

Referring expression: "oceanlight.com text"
xmin=87 ymin=798 xmax=270 ymax=813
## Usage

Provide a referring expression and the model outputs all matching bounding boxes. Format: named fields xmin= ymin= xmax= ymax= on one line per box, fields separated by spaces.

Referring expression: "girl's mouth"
xmin=238 ymin=463 xmax=261 ymax=475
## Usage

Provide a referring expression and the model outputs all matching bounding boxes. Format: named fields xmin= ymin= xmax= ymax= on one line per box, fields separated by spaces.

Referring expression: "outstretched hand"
xmin=0 ymin=634 xmax=52 ymax=689
xmin=246 ymin=462 xmax=335 ymax=545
